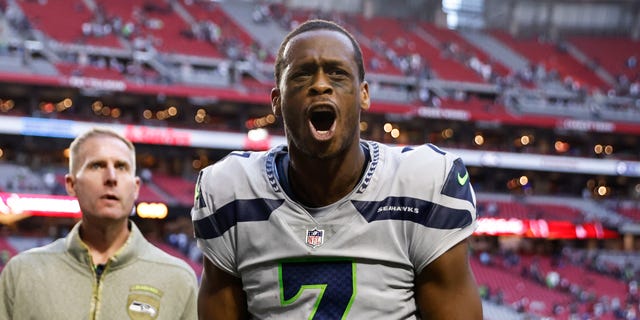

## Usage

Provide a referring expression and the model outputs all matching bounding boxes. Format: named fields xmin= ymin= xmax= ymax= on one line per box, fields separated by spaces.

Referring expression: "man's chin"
xmin=89 ymin=210 xmax=130 ymax=222
xmin=304 ymin=143 xmax=342 ymax=160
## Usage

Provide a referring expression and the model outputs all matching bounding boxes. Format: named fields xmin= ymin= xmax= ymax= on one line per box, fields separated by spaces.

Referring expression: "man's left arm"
xmin=180 ymin=269 xmax=199 ymax=320
xmin=415 ymin=238 xmax=483 ymax=319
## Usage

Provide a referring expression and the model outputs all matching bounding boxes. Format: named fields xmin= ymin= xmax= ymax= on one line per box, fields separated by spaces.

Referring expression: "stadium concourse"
xmin=0 ymin=0 xmax=639 ymax=319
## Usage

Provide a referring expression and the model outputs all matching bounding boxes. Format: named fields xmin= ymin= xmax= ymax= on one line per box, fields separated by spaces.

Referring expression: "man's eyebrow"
xmin=88 ymin=159 xmax=106 ymax=165
xmin=322 ymin=60 xmax=350 ymax=69
xmin=290 ymin=62 xmax=317 ymax=71
xmin=115 ymin=160 xmax=131 ymax=167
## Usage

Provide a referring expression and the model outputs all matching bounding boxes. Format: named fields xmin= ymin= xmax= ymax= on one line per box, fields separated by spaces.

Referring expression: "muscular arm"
xmin=415 ymin=238 xmax=483 ymax=320
xmin=198 ymin=257 xmax=248 ymax=320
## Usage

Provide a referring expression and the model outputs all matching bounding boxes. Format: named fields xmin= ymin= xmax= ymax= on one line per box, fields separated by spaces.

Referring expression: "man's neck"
xmin=288 ymin=142 xmax=367 ymax=207
xmin=79 ymin=218 xmax=130 ymax=265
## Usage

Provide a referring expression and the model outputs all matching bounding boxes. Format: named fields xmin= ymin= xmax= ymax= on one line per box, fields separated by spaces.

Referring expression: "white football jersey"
xmin=192 ymin=141 xmax=477 ymax=319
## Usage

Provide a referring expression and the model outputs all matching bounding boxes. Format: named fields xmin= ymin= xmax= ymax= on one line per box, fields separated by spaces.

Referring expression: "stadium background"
xmin=0 ymin=0 xmax=639 ymax=318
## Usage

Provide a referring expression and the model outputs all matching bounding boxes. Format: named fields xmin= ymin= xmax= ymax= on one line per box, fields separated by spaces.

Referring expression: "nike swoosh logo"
xmin=457 ymin=171 xmax=469 ymax=186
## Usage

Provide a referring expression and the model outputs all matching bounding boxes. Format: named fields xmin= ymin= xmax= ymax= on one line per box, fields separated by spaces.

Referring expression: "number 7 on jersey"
xmin=279 ymin=259 xmax=356 ymax=320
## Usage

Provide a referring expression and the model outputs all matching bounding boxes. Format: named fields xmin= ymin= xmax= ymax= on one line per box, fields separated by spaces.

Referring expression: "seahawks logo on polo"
xmin=129 ymin=301 xmax=157 ymax=319
xmin=127 ymin=284 xmax=163 ymax=320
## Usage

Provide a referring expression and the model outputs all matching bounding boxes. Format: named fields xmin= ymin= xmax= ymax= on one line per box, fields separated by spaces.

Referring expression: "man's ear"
xmin=271 ymin=88 xmax=282 ymax=117
xmin=360 ymin=81 xmax=370 ymax=111
xmin=64 ymin=174 xmax=77 ymax=197
xmin=133 ymin=176 xmax=141 ymax=200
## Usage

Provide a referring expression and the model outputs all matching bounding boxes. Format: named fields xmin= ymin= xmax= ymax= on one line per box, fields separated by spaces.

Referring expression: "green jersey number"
xmin=279 ymin=259 xmax=356 ymax=320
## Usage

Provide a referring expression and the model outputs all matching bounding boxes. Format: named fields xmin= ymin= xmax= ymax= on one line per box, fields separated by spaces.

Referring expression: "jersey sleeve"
xmin=409 ymin=148 xmax=478 ymax=274
xmin=191 ymin=163 xmax=240 ymax=277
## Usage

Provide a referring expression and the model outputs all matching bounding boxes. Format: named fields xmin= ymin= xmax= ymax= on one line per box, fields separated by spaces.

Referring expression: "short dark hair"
xmin=274 ymin=19 xmax=365 ymax=85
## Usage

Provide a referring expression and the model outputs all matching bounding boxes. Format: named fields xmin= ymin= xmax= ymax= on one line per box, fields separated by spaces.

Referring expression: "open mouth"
xmin=102 ymin=194 xmax=119 ymax=201
xmin=310 ymin=110 xmax=336 ymax=133
xmin=307 ymin=103 xmax=337 ymax=141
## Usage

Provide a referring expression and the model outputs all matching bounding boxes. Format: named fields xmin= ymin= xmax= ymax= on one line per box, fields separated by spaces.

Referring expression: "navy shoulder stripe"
xmin=194 ymin=170 xmax=206 ymax=209
xmin=194 ymin=198 xmax=284 ymax=239
xmin=426 ymin=143 xmax=446 ymax=155
xmin=351 ymin=197 xmax=471 ymax=229
xmin=441 ymin=158 xmax=474 ymax=205
xmin=229 ymin=151 xmax=252 ymax=158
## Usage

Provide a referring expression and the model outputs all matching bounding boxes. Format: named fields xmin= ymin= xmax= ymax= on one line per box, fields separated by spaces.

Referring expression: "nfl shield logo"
xmin=306 ymin=228 xmax=324 ymax=248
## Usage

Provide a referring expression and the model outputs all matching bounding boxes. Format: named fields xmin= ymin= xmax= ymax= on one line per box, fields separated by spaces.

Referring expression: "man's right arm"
xmin=198 ymin=257 xmax=248 ymax=320
xmin=0 ymin=259 xmax=16 ymax=319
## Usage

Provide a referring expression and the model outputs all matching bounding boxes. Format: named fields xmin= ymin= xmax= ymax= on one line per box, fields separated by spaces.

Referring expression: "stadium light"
xmin=475 ymin=218 xmax=618 ymax=239
xmin=136 ymin=202 xmax=168 ymax=219
xmin=473 ymin=134 xmax=484 ymax=146
xmin=0 ymin=192 xmax=81 ymax=220
xmin=390 ymin=128 xmax=400 ymax=139
xmin=359 ymin=121 xmax=368 ymax=132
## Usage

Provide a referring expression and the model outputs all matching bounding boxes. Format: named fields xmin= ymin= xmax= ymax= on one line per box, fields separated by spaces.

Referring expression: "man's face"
xmin=272 ymin=29 xmax=370 ymax=159
xmin=65 ymin=135 xmax=140 ymax=222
